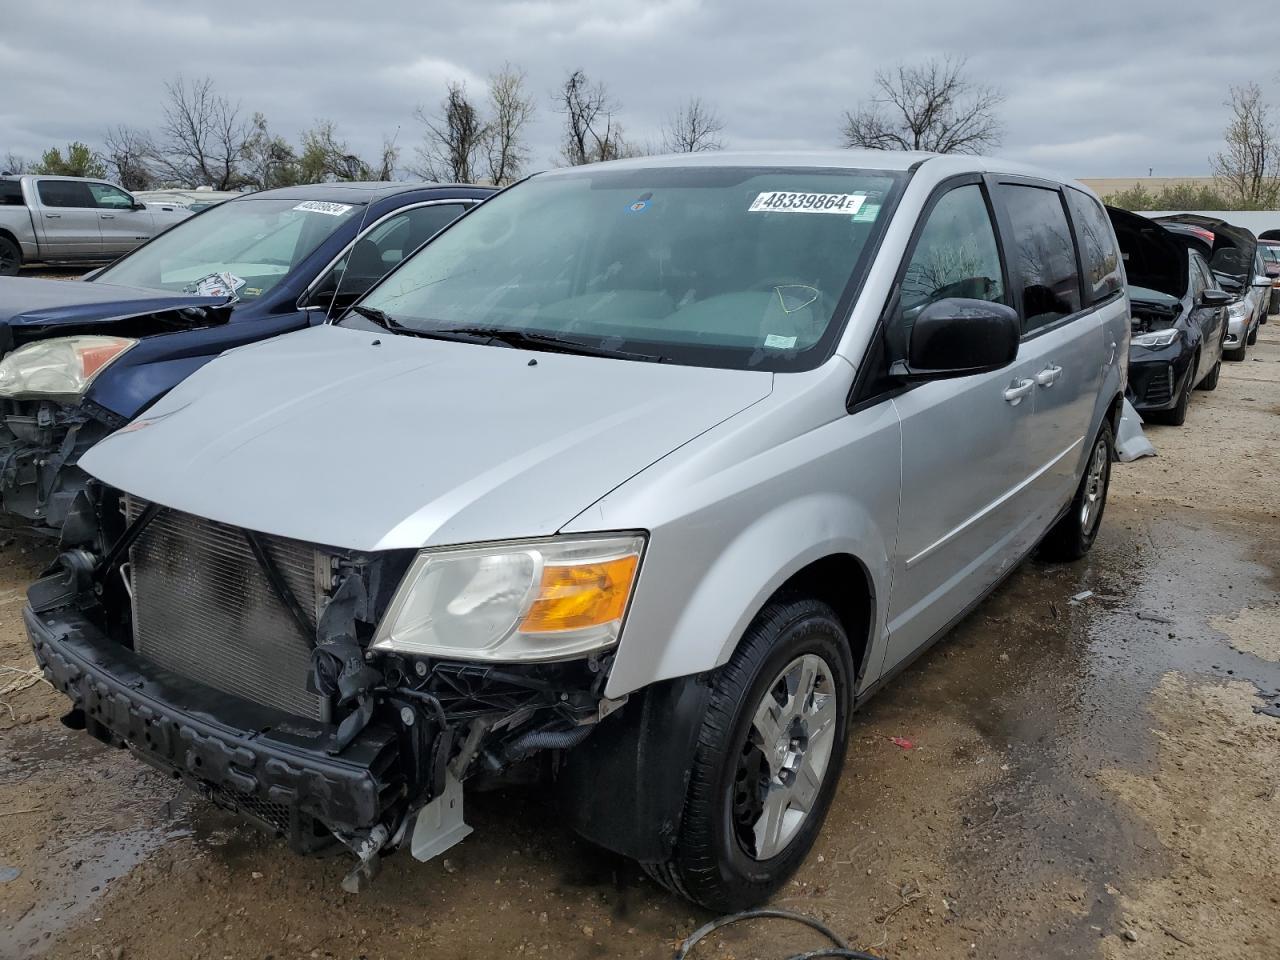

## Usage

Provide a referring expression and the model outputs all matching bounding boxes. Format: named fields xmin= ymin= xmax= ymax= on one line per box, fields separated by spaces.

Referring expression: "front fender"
xmin=591 ymin=395 xmax=901 ymax=700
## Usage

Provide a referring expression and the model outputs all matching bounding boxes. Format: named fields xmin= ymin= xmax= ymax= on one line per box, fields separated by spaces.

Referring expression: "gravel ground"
xmin=1 ymin=324 xmax=1278 ymax=960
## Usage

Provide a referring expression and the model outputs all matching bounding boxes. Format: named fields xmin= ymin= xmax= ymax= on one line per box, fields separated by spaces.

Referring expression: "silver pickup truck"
xmin=0 ymin=175 xmax=192 ymax=275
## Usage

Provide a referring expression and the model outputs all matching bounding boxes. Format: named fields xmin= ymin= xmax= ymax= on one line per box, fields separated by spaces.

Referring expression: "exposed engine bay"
xmin=26 ymin=488 xmax=623 ymax=891
xmin=0 ymin=302 xmax=230 ymax=533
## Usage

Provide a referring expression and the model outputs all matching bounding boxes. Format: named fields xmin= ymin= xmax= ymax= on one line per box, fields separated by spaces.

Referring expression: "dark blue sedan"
xmin=0 ymin=181 xmax=494 ymax=531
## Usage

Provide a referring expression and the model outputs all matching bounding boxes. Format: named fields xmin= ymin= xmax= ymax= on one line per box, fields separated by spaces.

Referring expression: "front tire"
xmin=643 ymin=597 xmax=853 ymax=911
xmin=1040 ymin=421 xmax=1113 ymax=562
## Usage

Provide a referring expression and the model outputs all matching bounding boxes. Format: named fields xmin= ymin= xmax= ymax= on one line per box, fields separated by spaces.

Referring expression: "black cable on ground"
xmin=674 ymin=908 xmax=885 ymax=960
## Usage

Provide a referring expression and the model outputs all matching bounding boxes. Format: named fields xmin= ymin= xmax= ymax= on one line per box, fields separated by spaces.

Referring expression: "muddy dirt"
xmin=2 ymin=326 xmax=1279 ymax=960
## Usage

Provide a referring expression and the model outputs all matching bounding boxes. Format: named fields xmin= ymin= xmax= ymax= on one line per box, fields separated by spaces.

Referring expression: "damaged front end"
xmin=25 ymin=492 xmax=625 ymax=891
xmin=0 ymin=303 xmax=230 ymax=533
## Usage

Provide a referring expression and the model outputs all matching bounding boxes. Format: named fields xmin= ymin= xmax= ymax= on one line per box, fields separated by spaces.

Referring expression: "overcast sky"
xmin=1 ymin=0 xmax=1271 ymax=180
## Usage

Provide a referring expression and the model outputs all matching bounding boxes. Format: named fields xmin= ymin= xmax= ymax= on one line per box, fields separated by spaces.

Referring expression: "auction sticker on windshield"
xmin=749 ymin=192 xmax=866 ymax=215
xmin=293 ymin=200 xmax=354 ymax=216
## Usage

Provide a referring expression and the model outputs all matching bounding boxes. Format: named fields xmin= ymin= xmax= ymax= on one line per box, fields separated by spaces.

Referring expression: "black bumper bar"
xmin=25 ymin=605 xmax=404 ymax=846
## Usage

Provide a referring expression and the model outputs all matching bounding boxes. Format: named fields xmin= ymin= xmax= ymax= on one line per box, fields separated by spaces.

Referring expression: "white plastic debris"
xmin=1115 ymin=398 xmax=1156 ymax=462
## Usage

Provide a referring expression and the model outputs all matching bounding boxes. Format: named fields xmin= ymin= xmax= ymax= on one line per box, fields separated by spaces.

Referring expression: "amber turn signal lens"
xmin=79 ymin=341 xmax=132 ymax=379
xmin=519 ymin=555 xmax=639 ymax=633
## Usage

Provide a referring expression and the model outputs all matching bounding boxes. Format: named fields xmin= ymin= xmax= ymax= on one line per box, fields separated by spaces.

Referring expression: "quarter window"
xmin=1065 ymin=189 xmax=1122 ymax=304
xmin=891 ymin=183 xmax=1005 ymax=353
xmin=997 ymin=184 xmax=1082 ymax=333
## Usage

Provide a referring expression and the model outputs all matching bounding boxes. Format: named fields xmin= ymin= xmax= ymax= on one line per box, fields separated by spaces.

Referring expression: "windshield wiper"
xmin=347 ymin=307 xmax=494 ymax=345
xmin=436 ymin=326 xmax=667 ymax=362
xmin=348 ymin=305 xmax=402 ymax=331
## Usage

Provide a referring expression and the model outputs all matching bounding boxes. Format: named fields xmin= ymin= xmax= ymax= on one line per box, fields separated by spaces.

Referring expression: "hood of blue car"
xmin=0 ymin=277 xmax=229 ymax=328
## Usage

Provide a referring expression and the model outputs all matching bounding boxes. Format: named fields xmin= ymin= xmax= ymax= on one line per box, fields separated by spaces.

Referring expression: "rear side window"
xmin=1065 ymin=189 xmax=1122 ymax=304
xmin=890 ymin=183 xmax=1005 ymax=355
xmin=0 ymin=180 xmax=21 ymax=206
xmin=37 ymin=180 xmax=95 ymax=209
xmin=997 ymin=184 xmax=1082 ymax=333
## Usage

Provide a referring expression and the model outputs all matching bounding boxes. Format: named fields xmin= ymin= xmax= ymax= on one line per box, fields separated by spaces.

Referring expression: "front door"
xmin=34 ymin=180 xmax=102 ymax=257
xmin=89 ymin=182 xmax=153 ymax=257
xmin=883 ymin=179 xmax=1043 ymax=671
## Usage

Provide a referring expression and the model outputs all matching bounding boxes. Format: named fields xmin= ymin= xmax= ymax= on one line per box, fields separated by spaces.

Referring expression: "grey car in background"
xmin=26 ymin=151 xmax=1127 ymax=910
xmin=0 ymin=175 xmax=192 ymax=274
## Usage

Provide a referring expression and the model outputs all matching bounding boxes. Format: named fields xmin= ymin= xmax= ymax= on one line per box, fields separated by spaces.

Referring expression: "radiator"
xmin=125 ymin=498 xmax=333 ymax=721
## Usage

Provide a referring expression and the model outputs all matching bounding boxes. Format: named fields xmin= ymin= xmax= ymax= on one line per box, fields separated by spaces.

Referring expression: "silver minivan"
xmin=26 ymin=151 xmax=1128 ymax=910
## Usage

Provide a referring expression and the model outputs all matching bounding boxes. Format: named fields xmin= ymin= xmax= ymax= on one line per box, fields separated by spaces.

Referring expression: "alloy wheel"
xmin=735 ymin=653 xmax=838 ymax=861
xmin=1079 ymin=437 xmax=1108 ymax=535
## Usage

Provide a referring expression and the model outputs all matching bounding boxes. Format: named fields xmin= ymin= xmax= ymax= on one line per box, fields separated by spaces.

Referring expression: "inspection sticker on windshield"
xmin=292 ymin=200 xmax=353 ymax=216
xmin=749 ymin=192 xmax=866 ymax=215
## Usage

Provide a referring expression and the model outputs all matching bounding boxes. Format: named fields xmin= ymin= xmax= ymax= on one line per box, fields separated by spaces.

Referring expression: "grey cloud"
xmin=1 ymin=0 xmax=1272 ymax=178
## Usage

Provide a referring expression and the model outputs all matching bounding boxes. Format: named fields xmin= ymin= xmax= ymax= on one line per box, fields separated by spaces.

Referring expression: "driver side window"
xmin=88 ymin=183 xmax=134 ymax=210
xmin=889 ymin=184 xmax=1005 ymax=357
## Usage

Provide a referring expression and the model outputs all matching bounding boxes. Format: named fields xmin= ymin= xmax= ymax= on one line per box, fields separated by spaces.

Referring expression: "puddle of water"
xmin=8 ymin=826 xmax=188 ymax=957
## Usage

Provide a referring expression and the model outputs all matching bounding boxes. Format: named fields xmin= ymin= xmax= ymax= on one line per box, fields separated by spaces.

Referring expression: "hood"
xmin=1153 ymin=214 xmax=1257 ymax=289
xmin=0 ymin=277 xmax=228 ymax=329
xmin=81 ymin=325 xmax=773 ymax=551
xmin=1107 ymin=207 xmax=1186 ymax=301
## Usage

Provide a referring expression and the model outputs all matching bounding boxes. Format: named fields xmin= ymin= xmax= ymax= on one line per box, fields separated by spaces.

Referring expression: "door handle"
xmin=1002 ymin=378 xmax=1035 ymax=405
xmin=100 ymin=213 xmax=115 ymax=220
xmin=1106 ymin=340 xmax=1117 ymax=366
xmin=1035 ymin=364 xmax=1062 ymax=387
xmin=44 ymin=213 xmax=61 ymax=219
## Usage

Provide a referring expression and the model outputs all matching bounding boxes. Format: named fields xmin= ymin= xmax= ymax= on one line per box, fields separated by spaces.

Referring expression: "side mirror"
xmin=132 ymin=200 xmax=147 ymax=211
xmin=898 ymin=298 xmax=1020 ymax=380
xmin=1200 ymin=289 xmax=1234 ymax=308
xmin=1253 ymin=274 xmax=1272 ymax=287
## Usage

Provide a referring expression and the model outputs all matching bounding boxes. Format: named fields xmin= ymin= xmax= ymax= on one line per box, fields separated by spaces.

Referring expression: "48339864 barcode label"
xmin=748 ymin=191 xmax=867 ymax=215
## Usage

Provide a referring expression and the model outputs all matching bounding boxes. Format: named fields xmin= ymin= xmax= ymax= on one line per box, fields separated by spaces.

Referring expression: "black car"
xmin=1108 ymin=207 xmax=1232 ymax=426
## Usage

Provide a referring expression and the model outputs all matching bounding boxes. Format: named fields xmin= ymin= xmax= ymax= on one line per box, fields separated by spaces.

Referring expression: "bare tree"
xmin=103 ymin=125 xmax=156 ymax=190
xmin=242 ymin=114 xmax=300 ymax=189
xmin=372 ymin=132 xmax=400 ymax=181
xmin=483 ymin=64 xmax=535 ymax=184
xmin=154 ymin=75 xmax=252 ymax=189
xmin=414 ymin=82 xmax=485 ymax=182
xmin=299 ymin=120 xmax=376 ymax=182
xmin=556 ymin=69 xmax=628 ymax=165
xmin=1210 ymin=83 xmax=1280 ymax=209
xmin=661 ymin=97 xmax=724 ymax=153
xmin=2 ymin=151 xmax=28 ymax=175
xmin=841 ymin=56 xmax=1004 ymax=154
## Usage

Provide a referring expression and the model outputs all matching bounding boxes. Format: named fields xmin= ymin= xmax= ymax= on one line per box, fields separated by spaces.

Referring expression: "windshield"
xmin=95 ymin=198 xmax=361 ymax=299
xmin=352 ymin=166 xmax=904 ymax=369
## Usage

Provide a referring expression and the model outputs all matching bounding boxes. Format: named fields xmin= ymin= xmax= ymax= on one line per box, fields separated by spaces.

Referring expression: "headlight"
xmin=0 ymin=336 xmax=137 ymax=399
xmin=1131 ymin=328 xmax=1178 ymax=348
xmin=1227 ymin=300 xmax=1248 ymax=320
xmin=372 ymin=534 xmax=645 ymax=661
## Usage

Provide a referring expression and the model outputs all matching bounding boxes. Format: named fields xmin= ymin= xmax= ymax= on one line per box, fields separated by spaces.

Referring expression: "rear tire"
xmin=642 ymin=596 xmax=854 ymax=911
xmin=0 ymin=236 xmax=20 ymax=276
xmin=1040 ymin=421 xmax=1113 ymax=562
xmin=1198 ymin=359 xmax=1221 ymax=391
